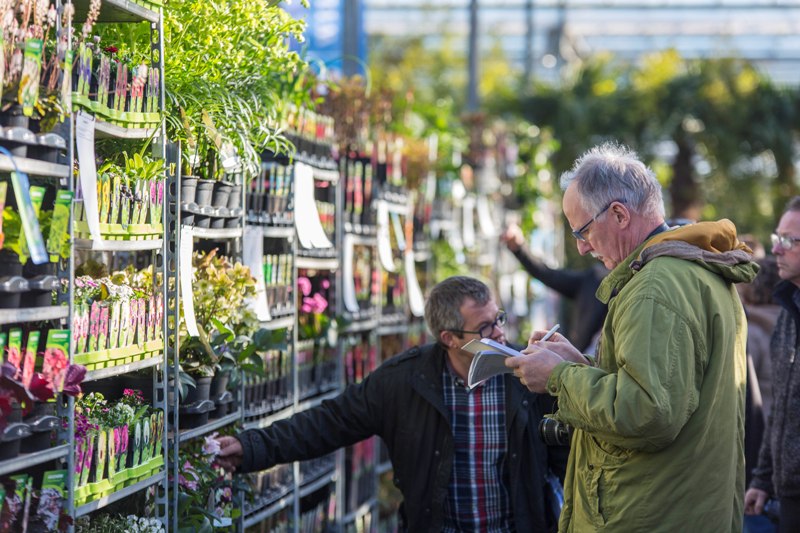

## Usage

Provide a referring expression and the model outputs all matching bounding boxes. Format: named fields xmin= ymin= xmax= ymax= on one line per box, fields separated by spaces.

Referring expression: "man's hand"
xmin=505 ymin=347 xmax=563 ymax=393
xmin=215 ymin=435 xmax=244 ymax=472
xmin=501 ymin=223 xmax=525 ymax=252
xmin=526 ymin=330 xmax=589 ymax=365
xmin=744 ymin=487 xmax=769 ymax=515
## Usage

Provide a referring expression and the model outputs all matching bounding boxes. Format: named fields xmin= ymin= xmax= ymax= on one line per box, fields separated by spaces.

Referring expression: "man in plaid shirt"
xmin=218 ymin=276 xmax=568 ymax=532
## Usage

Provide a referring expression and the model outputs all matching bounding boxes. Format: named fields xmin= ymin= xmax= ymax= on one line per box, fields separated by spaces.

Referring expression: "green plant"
xmin=178 ymin=249 xmax=257 ymax=377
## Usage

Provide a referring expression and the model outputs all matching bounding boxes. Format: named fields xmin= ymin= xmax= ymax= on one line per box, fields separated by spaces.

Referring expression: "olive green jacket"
xmin=547 ymin=220 xmax=758 ymax=532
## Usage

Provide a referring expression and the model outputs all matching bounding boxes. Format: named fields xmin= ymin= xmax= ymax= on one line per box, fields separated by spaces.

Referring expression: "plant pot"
xmin=0 ymin=104 xmax=29 ymax=129
xmin=180 ymin=176 xmax=199 ymax=204
xmin=20 ymin=274 xmax=58 ymax=307
xmin=227 ymin=184 xmax=242 ymax=209
xmin=0 ymin=275 xmax=27 ymax=309
xmin=178 ymin=400 xmax=215 ymax=429
xmin=211 ymin=181 xmax=233 ymax=209
xmin=183 ymin=375 xmax=213 ymax=404
xmin=210 ymin=371 xmax=230 ymax=397
xmin=211 ymin=391 xmax=233 ymax=419
xmin=22 ymin=259 xmax=56 ymax=278
xmin=0 ymin=423 xmax=31 ymax=460
xmin=20 ymin=415 xmax=58 ymax=453
xmin=0 ymin=249 xmax=23 ymax=277
xmin=195 ymin=179 xmax=216 ymax=208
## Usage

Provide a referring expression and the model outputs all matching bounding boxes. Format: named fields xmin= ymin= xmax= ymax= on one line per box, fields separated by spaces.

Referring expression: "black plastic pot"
xmin=0 ymin=276 xmax=27 ymax=309
xmin=195 ymin=179 xmax=215 ymax=208
xmin=211 ymin=391 xmax=234 ymax=419
xmin=178 ymin=400 xmax=215 ymax=429
xmin=0 ymin=423 xmax=31 ymax=460
xmin=210 ymin=370 xmax=230 ymax=397
xmin=0 ymin=104 xmax=29 ymax=129
xmin=183 ymin=375 xmax=213 ymax=404
xmin=211 ymin=181 xmax=233 ymax=209
xmin=22 ymin=259 xmax=56 ymax=278
xmin=20 ymin=415 xmax=58 ymax=453
xmin=0 ymin=250 xmax=22 ymax=277
xmin=20 ymin=274 xmax=58 ymax=307
xmin=227 ymin=184 xmax=242 ymax=209
xmin=180 ymin=176 xmax=199 ymax=204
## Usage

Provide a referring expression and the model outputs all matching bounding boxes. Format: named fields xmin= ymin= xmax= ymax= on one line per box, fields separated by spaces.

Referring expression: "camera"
xmin=539 ymin=418 xmax=573 ymax=446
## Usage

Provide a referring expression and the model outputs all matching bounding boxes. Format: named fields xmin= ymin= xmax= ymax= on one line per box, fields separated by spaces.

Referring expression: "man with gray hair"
xmin=507 ymin=142 xmax=758 ymax=532
xmin=216 ymin=275 xmax=568 ymax=532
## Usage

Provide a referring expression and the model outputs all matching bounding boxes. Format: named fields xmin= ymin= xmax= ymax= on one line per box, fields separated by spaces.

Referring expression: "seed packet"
xmin=4 ymin=474 xmax=30 ymax=532
xmin=95 ymin=430 xmax=107 ymax=482
xmin=107 ymin=428 xmax=116 ymax=480
xmin=21 ymin=330 xmax=41 ymax=390
xmin=98 ymin=305 xmax=109 ymax=352
xmin=18 ymin=38 xmax=43 ymax=116
xmin=42 ymin=329 xmax=70 ymax=393
xmin=119 ymin=299 xmax=131 ymax=348
xmin=79 ymin=434 xmax=94 ymax=487
xmin=88 ymin=301 xmax=101 ymax=353
xmin=46 ymin=190 xmax=73 ymax=262
xmin=136 ymin=299 xmax=146 ymax=345
xmin=35 ymin=470 xmax=66 ymax=530
xmin=108 ymin=300 xmax=121 ymax=350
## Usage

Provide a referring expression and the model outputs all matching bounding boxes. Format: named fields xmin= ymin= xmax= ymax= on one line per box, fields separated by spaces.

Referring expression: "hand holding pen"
xmin=506 ymin=324 xmax=588 ymax=393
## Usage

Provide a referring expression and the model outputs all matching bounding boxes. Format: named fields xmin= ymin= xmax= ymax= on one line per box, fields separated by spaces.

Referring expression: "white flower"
xmin=202 ymin=432 xmax=221 ymax=457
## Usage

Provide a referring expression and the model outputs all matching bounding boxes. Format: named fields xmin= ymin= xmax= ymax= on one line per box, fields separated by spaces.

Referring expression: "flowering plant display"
xmin=75 ymin=513 xmax=165 ymax=533
xmin=172 ymin=431 xmax=244 ymax=531
xmin=297 ymin=275 xmax=333 ymax=342
xmin=179 ymin=249 xmax=258 ymax=378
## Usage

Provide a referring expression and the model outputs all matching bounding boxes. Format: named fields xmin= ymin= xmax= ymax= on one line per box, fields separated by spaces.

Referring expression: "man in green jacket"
xmin=507 ymin=142 xmax=758 ymax=532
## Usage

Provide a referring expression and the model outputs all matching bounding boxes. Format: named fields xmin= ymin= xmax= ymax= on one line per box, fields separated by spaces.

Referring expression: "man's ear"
xmin=440 ymin=330 xmax=460 ymax=350
xmin=612 ymin=201 xmax=631 ymax=229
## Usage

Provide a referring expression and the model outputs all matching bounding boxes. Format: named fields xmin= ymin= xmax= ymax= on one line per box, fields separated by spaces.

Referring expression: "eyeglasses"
xmin=449 ymin=311 xmax=507 ymax=338
xmin=771 ymin=233 xmax=800 ymax=250
xmin=572 ymin=199 xmax=624 ymax=242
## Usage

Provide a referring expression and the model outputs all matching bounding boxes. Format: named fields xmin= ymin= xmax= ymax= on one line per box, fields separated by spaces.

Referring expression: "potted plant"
xmin=178 ymin=249 xmax=257 ymax=400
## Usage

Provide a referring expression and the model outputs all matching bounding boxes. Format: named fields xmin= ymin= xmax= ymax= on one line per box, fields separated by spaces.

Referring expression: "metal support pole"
xmin=467 ymin=0 xmax=480 ymax=112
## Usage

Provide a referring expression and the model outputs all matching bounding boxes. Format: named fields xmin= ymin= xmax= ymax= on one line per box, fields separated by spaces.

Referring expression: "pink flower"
xmin=202 ymin=432 xmax=221 ymax=457
xmin=297 ymin=276 xmax=312 ymax=296
xmin=321 ymin=279 xmax=330 ymax=289
xmin=312 ymin=293 xmax=328 ymax=313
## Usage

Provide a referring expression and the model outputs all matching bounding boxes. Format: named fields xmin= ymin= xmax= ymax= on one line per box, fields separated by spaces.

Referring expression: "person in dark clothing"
xmin=215 ymin=276 xmax=569 ymax=532
xmin=501 ymin=223 xmax=608 ymax=352
xmin=746 ymin=197 xmax=800 ymax=533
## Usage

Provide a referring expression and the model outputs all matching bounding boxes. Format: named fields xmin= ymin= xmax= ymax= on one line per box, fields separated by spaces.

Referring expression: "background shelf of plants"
xmin=0 ymin=0 xmax=500 ymax=531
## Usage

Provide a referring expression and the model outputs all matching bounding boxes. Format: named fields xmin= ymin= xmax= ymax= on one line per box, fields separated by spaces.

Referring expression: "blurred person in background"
xmin=745 ymin=197 xmax=800 ymax=533
xmin=739 ymin=255 xmax=780 ymax=533
xmin=506 ymin=141 xmax=758 ymax=532
xmin=501 ymin=222 xmax=608 ymax=353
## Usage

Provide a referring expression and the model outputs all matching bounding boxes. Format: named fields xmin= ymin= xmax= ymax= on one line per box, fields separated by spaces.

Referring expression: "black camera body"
xmin=539 ymin=418 xmax=573 ymax=446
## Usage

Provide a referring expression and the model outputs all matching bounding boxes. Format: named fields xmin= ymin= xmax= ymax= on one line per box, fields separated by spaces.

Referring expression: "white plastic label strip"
xmin=75 ymin=111 xmax=101 ymax=247
xmin=179 ymin=225 xmax=199 ymax=337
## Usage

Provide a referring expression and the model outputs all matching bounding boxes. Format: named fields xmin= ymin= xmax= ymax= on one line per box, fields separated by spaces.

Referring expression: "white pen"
xmin=539 ymin=323 xmax=561 ymax=342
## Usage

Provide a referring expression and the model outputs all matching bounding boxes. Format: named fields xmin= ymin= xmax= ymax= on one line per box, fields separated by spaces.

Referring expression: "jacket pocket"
xmin=581 ymin=436 xmax=630 ymax=528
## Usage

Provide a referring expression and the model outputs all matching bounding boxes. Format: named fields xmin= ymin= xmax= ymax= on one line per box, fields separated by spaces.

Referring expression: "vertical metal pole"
xmin=524 ymin=0 xmax=535 ymax=87
xmin=342 ymin=0 xmax=361 ymax=76
xmin=467 ymin=0 xmax=480 ymax=113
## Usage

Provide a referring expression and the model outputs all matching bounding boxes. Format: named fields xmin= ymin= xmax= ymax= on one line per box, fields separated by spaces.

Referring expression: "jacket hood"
xmin=632 ymin=219 xmax=759 ymax=284
xmin=598 ymin=219 xmax=759 ymax=303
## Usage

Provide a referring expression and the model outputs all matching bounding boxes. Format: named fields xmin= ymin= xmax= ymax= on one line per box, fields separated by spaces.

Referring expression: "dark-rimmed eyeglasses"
xmin=572 ymin=199 xmax=625 ymax=242
xmin=771 ymin=233 xmax=800 ymax=250
xmin=449 ymin=311 xmax=507 ymax=338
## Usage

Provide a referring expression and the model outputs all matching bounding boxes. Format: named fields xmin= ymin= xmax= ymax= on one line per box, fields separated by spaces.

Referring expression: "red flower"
xmin=103 ymin=46 xmax=118 ymax=54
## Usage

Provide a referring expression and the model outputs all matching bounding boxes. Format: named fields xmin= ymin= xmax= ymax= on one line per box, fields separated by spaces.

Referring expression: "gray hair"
xmin=560 ymin=142 xmax=665 ymax=219
xmin=425 ymin=276 xmax=492 ymax=339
